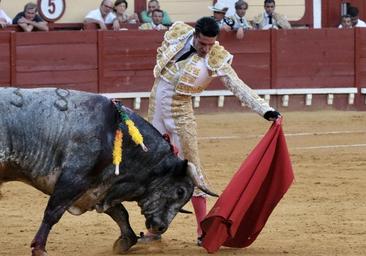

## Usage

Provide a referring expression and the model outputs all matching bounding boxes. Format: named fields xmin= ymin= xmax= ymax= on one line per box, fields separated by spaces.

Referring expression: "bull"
xmin=0 ymin=87 xmax=216 ymax=256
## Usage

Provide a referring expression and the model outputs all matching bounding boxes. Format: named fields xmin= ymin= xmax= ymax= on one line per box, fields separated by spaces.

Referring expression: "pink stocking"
xmin=191 ymin=196 xmax=207 ymax=237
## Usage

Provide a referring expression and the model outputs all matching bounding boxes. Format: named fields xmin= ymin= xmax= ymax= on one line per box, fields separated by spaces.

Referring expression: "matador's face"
xmin=193 ymin=33 xmax=216 ymax=58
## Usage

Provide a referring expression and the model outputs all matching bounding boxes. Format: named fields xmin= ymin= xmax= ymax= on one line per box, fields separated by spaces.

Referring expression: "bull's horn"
xmin=179 ymin=208 xmax=193 ymax=214
xmin=187 ymin=162 xmax=219 ymax=197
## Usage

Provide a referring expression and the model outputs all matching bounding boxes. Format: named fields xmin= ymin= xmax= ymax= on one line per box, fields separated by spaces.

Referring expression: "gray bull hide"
xmin=0 ymin=87 xmax=211 ymax=255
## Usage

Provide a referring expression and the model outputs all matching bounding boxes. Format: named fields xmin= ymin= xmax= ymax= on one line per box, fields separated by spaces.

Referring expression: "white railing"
xmin=102 ymin=87 xmax=358 ymax=110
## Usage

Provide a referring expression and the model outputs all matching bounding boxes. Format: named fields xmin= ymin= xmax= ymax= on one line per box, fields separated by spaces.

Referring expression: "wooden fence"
xmin=0 ymin=28 xmax=366 ymax=112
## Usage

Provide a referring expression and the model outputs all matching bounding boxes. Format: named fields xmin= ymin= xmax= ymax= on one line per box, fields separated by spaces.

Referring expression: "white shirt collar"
xmin=234 ymin=13 xmax=243 ymax=21
xmin=189 ymin=37 xmax=194 ymax=48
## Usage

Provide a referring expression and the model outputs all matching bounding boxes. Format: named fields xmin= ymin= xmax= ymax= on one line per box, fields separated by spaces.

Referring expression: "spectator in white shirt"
xmin=253 ymin=0 xmax=291 ymax=30
xmin=208 ymin=2 xmax=234 ymax=32
xmin=348 ymin=6 xmax=366 ymax=28
xmin=0 ymin=0 xmax=11 ymax=28
xmin=230 ymin=0 xmax=252 ymax=39
xmin=338 ymin=14 xmax=353 ymax=29
xmin=84 ymin=0 xmax=115 ymax=30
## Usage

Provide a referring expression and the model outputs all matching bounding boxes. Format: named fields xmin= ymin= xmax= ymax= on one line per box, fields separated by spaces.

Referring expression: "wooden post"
xmin=135 ymin=0 xmax=146 ymax=19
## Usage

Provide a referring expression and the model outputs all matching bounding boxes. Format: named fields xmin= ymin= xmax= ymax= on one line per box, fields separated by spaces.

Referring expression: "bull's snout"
xmin=146 ymin=218 xmax=167 ymax=234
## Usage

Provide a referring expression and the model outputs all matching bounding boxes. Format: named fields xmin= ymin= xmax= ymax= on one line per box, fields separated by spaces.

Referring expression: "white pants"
xmin=148 ymin=78 xmax=207 ymax=196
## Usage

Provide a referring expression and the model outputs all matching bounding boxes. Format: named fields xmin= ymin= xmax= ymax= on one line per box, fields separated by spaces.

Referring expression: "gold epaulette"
xmin=206 ymin=43 xmax=233 ymax=72
xmin=164 ymin=21 xmax=194 ymax=44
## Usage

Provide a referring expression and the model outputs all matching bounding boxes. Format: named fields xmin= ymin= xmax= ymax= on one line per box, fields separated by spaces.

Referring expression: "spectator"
xmin=338 ymin=14 xmax=353 ymax=29
xmin=253 ymin=0 xmax=291 ymax=30
xmin=13 ymin=2 xmax=48 ymax=32
xmin=139 ymin=9 xmax=167 ymax=30
xmin=0 ymin=0 xmax=12 ymax=29
xmin=347 ymin=6 xmax=366 ymax=28
xmin=208 ymin=2 xmax=234 ymax=32
xmin=217 ymin=0 xmax=237 ymax=17
xmin=230 ymin=0 xmax=252 ymax=39
xmin=84 ymin=0 xmax=115 ymax=30
xmin=140 ymin=0 xmax=172 ymax=26
xmin=106 ymin=0 xmax=140 ymax=31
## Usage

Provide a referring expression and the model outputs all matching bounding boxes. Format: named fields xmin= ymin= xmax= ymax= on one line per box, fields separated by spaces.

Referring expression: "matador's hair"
xmin=194 ymin=17 xmax=220 ymax=37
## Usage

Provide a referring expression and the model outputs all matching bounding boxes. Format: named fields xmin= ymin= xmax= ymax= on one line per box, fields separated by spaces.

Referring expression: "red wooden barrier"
xmin=354 ymin=28 xmax=366 ymax=108
xmin=273 ymin=28 xmax=355 ymax=88
xmin=99 ymin=30 xmax=163 ymax=93
xmin=322 ymin=0 xmax=366 ymax=28
xmin=0 ymin=28 xmax=365 ymax=111
xmin=13 ymin=31 xmax=98 ymax=92
xmin=213 ymin=30 xmax=271 ymax=90
xmin=356 ymin=28 xmax=366 ymax=87
xmin=0 ymin=33 xmax=10 ymax=85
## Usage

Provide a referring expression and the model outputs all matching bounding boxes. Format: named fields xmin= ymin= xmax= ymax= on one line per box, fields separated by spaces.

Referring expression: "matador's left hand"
xmin=263 ymin=110 xmax=281 ymax=121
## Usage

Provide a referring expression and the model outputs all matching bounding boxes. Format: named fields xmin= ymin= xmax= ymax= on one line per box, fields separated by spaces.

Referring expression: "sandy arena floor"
xmin=1 ymin=111 xmax=365 ymax=256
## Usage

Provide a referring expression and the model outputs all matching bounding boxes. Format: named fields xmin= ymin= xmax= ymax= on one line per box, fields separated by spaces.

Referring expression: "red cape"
xmin=201 ymin=119 xmax=294 ymax=253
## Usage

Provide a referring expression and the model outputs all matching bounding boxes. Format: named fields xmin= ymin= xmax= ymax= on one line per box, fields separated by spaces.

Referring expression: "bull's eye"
xmin=176 ymin=187 xmax=185 ymax=199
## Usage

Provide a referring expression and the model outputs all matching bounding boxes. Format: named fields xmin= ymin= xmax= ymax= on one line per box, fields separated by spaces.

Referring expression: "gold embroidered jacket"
xmin=154 ymin=21 xmax=273 ymax=116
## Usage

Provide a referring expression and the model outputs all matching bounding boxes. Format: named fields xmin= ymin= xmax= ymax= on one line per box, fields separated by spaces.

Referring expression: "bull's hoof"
xmin=31 ymin=248 xmax=48 ymax=256
xmin=113 ymin=235 xmax=137 ymax=254
xmin=138 ymin=233 xmax=161 ymax=243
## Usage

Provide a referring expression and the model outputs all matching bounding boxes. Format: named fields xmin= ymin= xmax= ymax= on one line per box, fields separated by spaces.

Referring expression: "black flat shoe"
xmin=197 ymin=236 xmax=203 ymax=246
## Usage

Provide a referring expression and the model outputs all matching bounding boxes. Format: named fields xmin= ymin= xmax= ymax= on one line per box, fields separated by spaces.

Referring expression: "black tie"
xmin=240 ymin=18 xmax=243 ymax=23
xmin=176 ymin=46 xmax=196 ymax=62
xmin=268 ymin=15 xmax=273 ymax=24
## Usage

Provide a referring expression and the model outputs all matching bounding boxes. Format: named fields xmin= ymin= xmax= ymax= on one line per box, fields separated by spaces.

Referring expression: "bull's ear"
xmin=174 ymin=159 xmax=189 ymax=177
xmin=180 ymin=159 xmax=188 ymax=176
